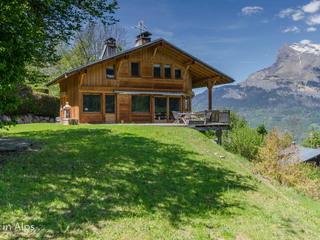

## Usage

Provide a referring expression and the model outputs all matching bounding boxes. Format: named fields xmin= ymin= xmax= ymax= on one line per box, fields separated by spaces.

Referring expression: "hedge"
xmin=6 ymin=86 xmax=59 ymax=118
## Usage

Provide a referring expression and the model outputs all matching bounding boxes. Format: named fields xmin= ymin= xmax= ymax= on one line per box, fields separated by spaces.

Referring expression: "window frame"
xmin=175 ymin=67 xmax=181 ymax=79
xmin=164 ymin=64 xmax=171 ymax=78
xmin=131 ymin=62 xmax=139 ymax=77
xmin=82 ymin=94 xmax=102 ymax=113
xmin=153 ymin=63 xmax=161 ymax=78
xmin=106 ymin=65 xmax=115 ymax=79
xmin=105 ymin=94 xmax=116 ymax=114
xmin=131 ymin=95 xmax=151 ymax=114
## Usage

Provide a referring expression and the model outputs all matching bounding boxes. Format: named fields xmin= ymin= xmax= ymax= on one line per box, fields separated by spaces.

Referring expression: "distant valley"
xmin=193 ymin=42 xmax=320 ymax=140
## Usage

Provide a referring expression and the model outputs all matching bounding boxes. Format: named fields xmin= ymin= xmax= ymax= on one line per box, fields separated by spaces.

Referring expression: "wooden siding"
xmin=59 ymin=43 xmax=195 ymax=124
xmin=131 ymin=113 xmax=152 ymax=123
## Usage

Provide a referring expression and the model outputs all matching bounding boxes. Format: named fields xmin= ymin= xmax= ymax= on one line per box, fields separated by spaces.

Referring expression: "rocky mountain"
xmin=193 ymin=43 xmax=320 ymax=137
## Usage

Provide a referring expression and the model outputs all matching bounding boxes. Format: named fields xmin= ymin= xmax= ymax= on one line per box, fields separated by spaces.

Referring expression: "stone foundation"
xmin=7 ymin=114 xmax=56 ymax=124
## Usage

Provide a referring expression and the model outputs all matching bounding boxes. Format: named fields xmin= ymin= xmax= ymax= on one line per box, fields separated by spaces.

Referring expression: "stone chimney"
xmin=100 ymin=37 xmax=118 ymax=59
xmin=135 ymin=31 xmax=152 ymax=47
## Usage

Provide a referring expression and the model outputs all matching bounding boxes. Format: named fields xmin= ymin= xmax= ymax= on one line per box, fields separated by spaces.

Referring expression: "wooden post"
xmin=207 ymin=81 xmax=214 ymax=110
xmin=217 ymin=126 xmax=222 ymax=145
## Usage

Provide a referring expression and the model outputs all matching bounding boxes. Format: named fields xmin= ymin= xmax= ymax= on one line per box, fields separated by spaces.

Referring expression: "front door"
xmin=118 ymin=94 xmax=130 ymax=123
xmin=154 ymin=97 xmax=167 ymax=122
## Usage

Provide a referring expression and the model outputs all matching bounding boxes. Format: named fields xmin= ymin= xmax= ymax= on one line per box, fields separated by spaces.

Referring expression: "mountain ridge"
xmin=192 ymin=42 xmax=320 ymax=137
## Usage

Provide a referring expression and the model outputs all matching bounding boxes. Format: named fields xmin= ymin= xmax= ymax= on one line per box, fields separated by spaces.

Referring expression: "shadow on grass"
xmin=0 ymin=128 xmax=254 ymax=238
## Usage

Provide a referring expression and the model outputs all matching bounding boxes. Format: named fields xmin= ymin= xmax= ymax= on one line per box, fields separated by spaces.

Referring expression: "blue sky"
xmin=114 ymin=0 xmax=320 ymax=94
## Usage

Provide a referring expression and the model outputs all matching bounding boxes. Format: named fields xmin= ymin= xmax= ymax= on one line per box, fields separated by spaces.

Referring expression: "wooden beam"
xmin=207 ymin=80 xmax=217 ymax=111
xmin=152 ymin=46 xmax=161 ymax=59
xmin=183 ymin=65 xmax=191 ymax=79
xmin=193 ymin=76 xmax=221 ymax=87
xmin=80 ymin=72 xmax=86 ymax=88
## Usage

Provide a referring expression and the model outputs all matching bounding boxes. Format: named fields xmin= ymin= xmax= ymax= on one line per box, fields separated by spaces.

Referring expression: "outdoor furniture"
xmin=172 ymin=111 xmax=184 ymax=124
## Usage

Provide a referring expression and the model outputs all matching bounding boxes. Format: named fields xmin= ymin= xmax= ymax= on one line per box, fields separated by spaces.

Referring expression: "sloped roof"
xmin=45 ymin=38 xmax=235 ymax=87
xmin=298 ymin=146 xmax=320 ymax=162
xmin=279 ymin=146 xmax=320 ymax=162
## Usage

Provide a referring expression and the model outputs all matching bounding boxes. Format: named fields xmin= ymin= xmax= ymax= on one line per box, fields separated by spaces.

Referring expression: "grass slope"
xmin=0 ymin=124 xmax=320 ymax=239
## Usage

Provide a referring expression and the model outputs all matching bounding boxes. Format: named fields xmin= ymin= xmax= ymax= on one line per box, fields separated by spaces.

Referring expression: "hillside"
xmin=193 ymin=43 xmax=320 ymax=136
xmin=1 ymin=124 xmax=320 ymax=239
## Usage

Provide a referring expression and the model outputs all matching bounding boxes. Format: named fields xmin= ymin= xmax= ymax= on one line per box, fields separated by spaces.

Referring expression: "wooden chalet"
xmin=46 ymin=32 xmax=234 ymax=124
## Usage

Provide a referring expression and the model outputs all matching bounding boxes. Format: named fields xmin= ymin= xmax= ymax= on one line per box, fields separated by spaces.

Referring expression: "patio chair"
xmin=172 ymin=111 xmax=183 ymax=124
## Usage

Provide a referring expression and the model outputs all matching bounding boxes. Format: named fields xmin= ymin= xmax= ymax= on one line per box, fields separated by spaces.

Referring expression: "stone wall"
xmin=7 ymin=114 xmax=56 ymax=124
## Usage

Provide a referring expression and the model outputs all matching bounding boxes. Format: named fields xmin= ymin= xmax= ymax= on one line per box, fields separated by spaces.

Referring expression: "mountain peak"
xmin=290 ymin=42 xmax=320 ymax=55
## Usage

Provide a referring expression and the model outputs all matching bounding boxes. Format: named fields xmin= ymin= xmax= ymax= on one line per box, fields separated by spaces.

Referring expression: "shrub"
xmin=224 ymin=126 xmax=264 ymax=161
xmin=256 ymin=129 xmax=319 ymax=199
xmin=6 ymin=85 xmax=59 ymax=118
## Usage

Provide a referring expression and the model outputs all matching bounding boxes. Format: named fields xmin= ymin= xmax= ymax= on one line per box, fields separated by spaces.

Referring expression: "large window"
xmin=131 ymin=62 xmax=139 ymax=77
xmin=154 ymin=64 xmax=161 ymax=78
xmin=175 ymin=68 xmax=181 ymax=79
xmin=132 ymin=95 xmax=150 ymax=113
xmin=83 ymin=94 xmax=101 ymax=113
xmin=106 ymin=65 xmax=115 ymax=78
xmin=105 ymin=95 xmax=115 ymax=113
xmin=165 ymin=65 xmax=171 ymax=78
xmin=169 ymin=97 xmax=181 ymax=120
xmin=154 ymin=97 xmax=167 ymax=120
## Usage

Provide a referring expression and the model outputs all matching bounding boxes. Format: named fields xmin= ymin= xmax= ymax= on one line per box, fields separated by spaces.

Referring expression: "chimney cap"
xmin=136 ymin=31 xmax=152 ymax=38
xmin=105 ymin=37 xmax=116 ymax=44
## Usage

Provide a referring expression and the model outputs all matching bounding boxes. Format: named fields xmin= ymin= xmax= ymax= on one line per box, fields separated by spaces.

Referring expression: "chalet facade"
xmin=46 ymin=32 xmax=234 ymax=124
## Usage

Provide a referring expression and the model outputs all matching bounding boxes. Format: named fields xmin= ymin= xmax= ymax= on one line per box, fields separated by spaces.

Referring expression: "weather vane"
xmin=133 ymin=20 xmax=148 ymax=37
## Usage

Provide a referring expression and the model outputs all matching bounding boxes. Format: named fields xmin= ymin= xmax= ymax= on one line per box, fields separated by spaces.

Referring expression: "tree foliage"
xmin=0 ymin=0 xmax=118 ymax=128
xmin=257 ymin=124 xmax=268 ymax=136
xmin=302 ymin=127 xmax=320 ymax=149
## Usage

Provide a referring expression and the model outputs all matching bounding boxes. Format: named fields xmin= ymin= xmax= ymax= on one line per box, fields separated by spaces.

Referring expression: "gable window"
xmin=154 ymin=64 xmax=161 ymax=78
xmin=165 ymin=65 xmax=171 ymax=78
xmin=131 ymin=62 xmax=139 ymax=77
xmin=132 ymin=95 xmax=150 ymax=113
xmin=106 ymin=65 xmax=115 ymax=78
xmin=105 ymin=95 xmax=115 ymax=113
xmin=175 ymin=68 xmax=181 ymax=79
xmin=83 ymin=94 xmax=101 ymax=113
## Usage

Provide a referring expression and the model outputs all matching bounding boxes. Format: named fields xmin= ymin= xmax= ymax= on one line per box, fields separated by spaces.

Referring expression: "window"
xmin=165 ymin=65 xmax=171 ymax=78
xmin=105 ymin=95 xmax=115 ymax=113
xmin=154 ymin=97 xmax=167 ymax=120
xmin=106 ymin=65 xmax=115 ymax=78
xmin=131 ymin=62 xmax=139 ymax=77
xmin=132 ymin=95 xmax=150 ymax=113
xmin=175 ymin=68 xmax=181 ymax=79
xmin=169 ymin=97 xmax=181 ymax=120
xmin=154 ymin=64 xmax=161 ymax=78
xmin=83 ymin=95 xmax=101 ymax=113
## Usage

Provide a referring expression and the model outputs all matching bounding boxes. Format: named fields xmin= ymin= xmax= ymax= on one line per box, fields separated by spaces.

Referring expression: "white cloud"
xmin=152 ymin=29 xmax=174 ymax=40
xmin=306 ymin=26 xmax=317 ymax=31
xmin=300 ymin=39 xmax=312 ymax=44
xmin=279 ymin=8 xmax=294 ymax=18
xmin=241 ymin=6 xmax=263 ymax=16
xmin=282 ymin=26 xmax=300 ymax=33
xmin=292 ymin=10 xmax=305 ymax=21
xmin=261 ymin=19 xmax=269 ymax=23
xmin=302 ymin=0 xmax=320 ymax=13
xmin=307 ymin=14 xmax=320 ymax=25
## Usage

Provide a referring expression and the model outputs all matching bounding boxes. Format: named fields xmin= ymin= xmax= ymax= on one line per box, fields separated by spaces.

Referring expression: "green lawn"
xmin=1 ymin=124 xmax=320 ymax=239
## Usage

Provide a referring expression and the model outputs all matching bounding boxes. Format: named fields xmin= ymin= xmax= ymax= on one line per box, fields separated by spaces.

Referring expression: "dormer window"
xmin=165 ymin=65 xmax=171 ymax=78
xmin=131 ymin=62 xmax=139 ymax=77
xmin=175 ymin=68 xmax=181 ymax=79
xmin=106 ymin=65 xmax=115 ymax=78
xmin=154 ymin=64 xmax=161 ymax=78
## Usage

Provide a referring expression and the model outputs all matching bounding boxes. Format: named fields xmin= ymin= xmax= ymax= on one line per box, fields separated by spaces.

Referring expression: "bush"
xmin=256 ymin=129 xmax=319 ymax=199
xmin=6 ymin=86 xmax=59 ymax=118
xmin=224 ymin=126 xmax=264 ymax=160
